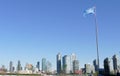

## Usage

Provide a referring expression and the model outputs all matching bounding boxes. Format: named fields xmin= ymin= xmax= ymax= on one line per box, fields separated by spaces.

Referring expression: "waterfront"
xmin=0 ymin=75 xmax=41 ymax=76
xmin=0 ymin=75 xmax=86 ymax=76
xmin=0 ymin=75 xmax=95 ymax=76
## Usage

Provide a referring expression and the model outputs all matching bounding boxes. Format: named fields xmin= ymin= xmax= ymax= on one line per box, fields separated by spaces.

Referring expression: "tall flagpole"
xmin=94 ymin=6 xmax=100 ymax=74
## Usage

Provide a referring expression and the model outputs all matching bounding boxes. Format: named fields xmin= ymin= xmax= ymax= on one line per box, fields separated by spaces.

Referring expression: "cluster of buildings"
xmin=0 ymin=53 xmax=120 ymax=75
xmin=42 ymin=58 xmax=52 ymax=73
xmin=56 ymin=53 xmax=100 ymax=75
xmin=56 ymin=53 xmax=80 ymax=74
xmin=104 ymin=54 xmax=120 ymax=75
xmin=56 ymin=53 xmax=120 ymax=75
xmin=9 ymin=60 xmax=35 ymax=74
xmin=84 ymin=63 xmax=95 ymax=74
xmin=0 ymin=59 xmax=52 ymax=74
xmin=0 ymin=52 xmax=98 ymax=75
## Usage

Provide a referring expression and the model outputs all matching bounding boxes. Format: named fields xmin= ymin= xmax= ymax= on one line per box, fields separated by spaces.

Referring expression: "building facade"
xmin=25 ymin=63 xmax=33 ymax=73
xmin=104 ymin=57 xmax=114 ymax=75
xmin=85 ymin=63 xmax=95 ymax=74
xmin=63 ymin=55 xmax=71 ymax=74
xmin=46 ymin=61 xmax=52 ymax=73
xmin=70 ymin=53 xmax=76 ymax=73
xmin=73 ymin=60 xmax=79 ymax=74
xmin=42 ymin=58 xmax=47 ymax=72
xmin=36 ymin=61 xmax=40 ymax=71
xmin=9 ymin=61 xmax=14 ymax=72
xmin=93 ymin=59 xmax=98 ymax=72
xmin=113 ymin=54 xmax=120 ymax=73
xmin=56 ymin=53 xmax=62 ymax=74
xmin=17 ymin=60 xmax=22 ymax=72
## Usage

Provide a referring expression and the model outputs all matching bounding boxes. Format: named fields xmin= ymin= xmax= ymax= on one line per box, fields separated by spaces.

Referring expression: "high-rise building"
xmin=84 ymin=63 xmax=95 ymax=74
xmin=17 ymin=60 xmax=22 ymax=72
xmin=73 ymin=60 xmax=79 ymax=74
xmin=46 ymin=61 xmax=52 ymax=73
xmin=85 ymin=64 xmax=91 ymax=74
xmin=104 ymin=57 xmax=113 ymax=75
xmin=63 ymin=55 xmax=71 ymax=74
xmin=42 ymin=58 xmax=47 ymax=72
xmin=9 ymin=61 xmax=14 ymax=72
xmin=113 ymin=54 xmax=120 ymax=73
xmin=56 ymin=53 xmax=62 ymax=74
xmin=93 ymin=59 xmax=98 ymax=71
xmin=70 ymin=53 xmax=76 ymax=73
xmin=36 ymin=61 xmax=40 ymax=71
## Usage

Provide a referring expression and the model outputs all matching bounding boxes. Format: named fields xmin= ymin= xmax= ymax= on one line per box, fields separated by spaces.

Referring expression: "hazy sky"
xmin=0 ymin=0 xmax=120 ymax=70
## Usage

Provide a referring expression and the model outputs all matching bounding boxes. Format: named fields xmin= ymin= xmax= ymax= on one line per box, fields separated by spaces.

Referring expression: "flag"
xmin=84 ymin=6 xmax=96 ymax=16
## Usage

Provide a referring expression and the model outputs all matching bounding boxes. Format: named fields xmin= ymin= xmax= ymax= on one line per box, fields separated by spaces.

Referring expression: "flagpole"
xmin=94 ymin=6 xmax=100 ymax=75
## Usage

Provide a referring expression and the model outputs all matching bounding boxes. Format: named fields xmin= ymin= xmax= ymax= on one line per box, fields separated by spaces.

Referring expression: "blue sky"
xmin=0 ymin=0 xmax=120 ymax=70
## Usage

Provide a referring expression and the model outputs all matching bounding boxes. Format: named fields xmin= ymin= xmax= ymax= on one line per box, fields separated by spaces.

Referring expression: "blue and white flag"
xmin=84 ymin=6 xmax=96 ymax=16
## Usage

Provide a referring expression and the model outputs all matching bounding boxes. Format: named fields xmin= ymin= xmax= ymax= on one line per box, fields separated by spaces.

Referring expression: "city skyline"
xmin=0 ymin=53 xmax=120 ymax=73
xmin=0 ymin=0 xmax=120 ymax=70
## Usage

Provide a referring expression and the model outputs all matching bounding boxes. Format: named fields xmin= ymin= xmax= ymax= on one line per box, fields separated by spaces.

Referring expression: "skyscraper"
xmin=46 ymin=61 xmax=52 ymax=73
xmin=85 ymin=64 xmax=91 ymax=74
xmin=70 ymin=53 xmax=76 ymax=73
xmin=104 ymin=57 xmax=113 ymax=75
xmin=9 ymin=61 xmax=14 ymax=72
xmin=42 ymin=58 xmax=47 ymax=72
xmin=113 ymin=54 xmax=120 ymax=73
xmin=93 ymin=59 xmax=98 ymax=71
xmin=56 ymin=53 xmax=62 ymax=74
xmin=84 ymin=63 xmax=95 ymax=74
xmin=17 ymin=60 xmax=22 ymax=72
xmin=36 ymin=61 xmax=40 ymax=71
xmin=73 ymin=60 xmax=79 ymax=74
xmin=63 ymin=55 xmax=71 ymax=74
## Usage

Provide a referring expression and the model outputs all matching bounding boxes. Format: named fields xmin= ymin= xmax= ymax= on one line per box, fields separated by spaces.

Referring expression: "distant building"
xmin=56 ymin=53 xmax=62 ymax=74
xmin=85 ymin=64 xmax=91 ymax=74
xmin=36 ymin=61 xmax=40 ymax=71
xmin=0 ymin=65 xmax=7 ymax=73
xmin=104 ymin=57 xmax=114 ymax=75
xmin=46 ymin=61 xmax=52 ymax=73
xmin=24 ymin=63 xmax=33 ymax=74
xmin=26 ymin=64 xmax=33 ymax=71
xmin=70 ymin=53 xmax=76 ymax=73
xmin=113 ymin=54 xmax=120 ymax=73
xmin=91 ymin=65 xmax=95 ymax=73
xmin=93 ymin=59 xmax=98 ymax=71
xmin=73 ymin=60 xmax=79 ymax=74
xmin=9 ymin=61 xmax=14 ymax=72
xmin=63 ymin=55 xmax=71 ymax=74
xmin=84 ymin=63 xmax=95 ymax=74
xmin=17 ymin=60 xmax=22 ymax=72
xmin=25 ymin=64 xmax=33 ymax=70
xmin=42 ymin=58 xmax=47 ymax=72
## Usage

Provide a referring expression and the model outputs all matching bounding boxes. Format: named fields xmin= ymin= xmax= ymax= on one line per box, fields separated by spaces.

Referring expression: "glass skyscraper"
xmin=93 ymin=59 xmax=98 ymax=72
xmin=56 ymin=53 xmax=62 ymax=74
xmin=36 ymin=61 xmax=40 ymax=71
xmin=9 ymin=61 xmax=14 ymax=72
xmin=104 ymin=57 xmax=113 ymax=74
xmin=70 ymin=53 xmax=76 ymax=73
xmin=73 ymin=60 xmax=79 ymax=74
xmin=63 ymin=55 xmax=71 ymax=74
xmin=113 ymin=54 xmax=120 ymax=73
xmin=17 ymin=60 xmax=22 ymax=72
xmin=46 ymin=61 xmax=52 ymax=73
xmin=42 ymin=58 xmax=47 ymax=72
xmin=85 ymin=63 xmax=95 ymax=74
